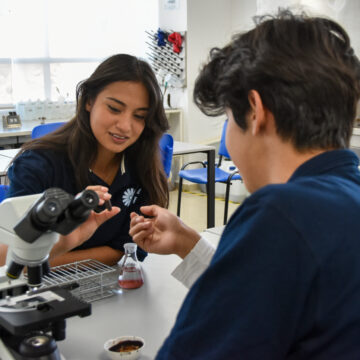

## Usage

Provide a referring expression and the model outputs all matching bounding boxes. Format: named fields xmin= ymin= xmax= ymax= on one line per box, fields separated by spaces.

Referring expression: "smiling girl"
xmin=4 ymin=54 xmax=169 ymax=266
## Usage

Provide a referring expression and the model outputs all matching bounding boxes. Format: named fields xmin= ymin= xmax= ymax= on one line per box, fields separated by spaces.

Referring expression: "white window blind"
xmin=0 ymin=0 xmax=158 ymax=106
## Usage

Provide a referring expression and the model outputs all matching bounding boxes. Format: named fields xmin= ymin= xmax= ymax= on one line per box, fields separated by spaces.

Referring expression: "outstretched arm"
xmin=49 ymin=246 xmax=123 ymax=267
xmin=0 ymin=244 xmax=7 ymax=266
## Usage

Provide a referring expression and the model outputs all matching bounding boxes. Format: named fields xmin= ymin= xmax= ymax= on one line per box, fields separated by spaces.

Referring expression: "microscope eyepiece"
xmin=69 ymin=190 xmax=99 ymax=219
xmin=14 ymin=188 xmax=73 ymax=243
xmin=33 ymin=198 xmax=62 ymax=227
xmin=51 ymin=189 xmax=99 ymax=235
xmin=84 ymin=191 xmax=97 ymax=205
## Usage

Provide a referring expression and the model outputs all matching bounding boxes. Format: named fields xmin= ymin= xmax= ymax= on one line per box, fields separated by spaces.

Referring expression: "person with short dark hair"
xmin=130 ymin=11 xmax=360 ymax=359
xmin=1 ymin=54 xmax=169 ymax=267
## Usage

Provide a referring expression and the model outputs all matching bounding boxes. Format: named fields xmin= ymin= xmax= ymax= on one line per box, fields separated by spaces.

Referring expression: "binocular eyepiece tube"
xmin=9 ymin=188 xmax=99 ymax=285
xmin=68 ymin=190 xmax=99 ymax=219
xmin=14 ymin=188 xmax=99 ymax=243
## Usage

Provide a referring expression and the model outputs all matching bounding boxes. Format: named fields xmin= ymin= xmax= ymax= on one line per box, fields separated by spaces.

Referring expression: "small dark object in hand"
xmin=140 ymin=210 xmax=154 ymax=219
xmin=104 ymin=200 xmax=112 ymax=211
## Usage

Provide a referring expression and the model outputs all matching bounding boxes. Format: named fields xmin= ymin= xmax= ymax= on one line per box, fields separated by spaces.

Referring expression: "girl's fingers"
xmin=94 ymin=207 xmax=121 ymax=226
xmin=86 ymin=185 xmax=108 ymax=192
xmin=85 ymin=185 xmax=111 ymax=205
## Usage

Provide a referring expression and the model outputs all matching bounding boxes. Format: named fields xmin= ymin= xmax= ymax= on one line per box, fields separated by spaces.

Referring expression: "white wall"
xmin=231 ymin=0 xmax=257 ymax=33
xmin=254 ymin=0 xmax=360 ymax=55
xmin=158 ymin=0 xmax=360 ymax=145
xmin=158 ymin=0 xmax=231 ymax=144
xmin=185 ymin=0 xmax=233 ymax=144
xmin=336 ymin=1 xmax=360 ymax=56
xmin=158 ymin=0 xmax=187 ymax=31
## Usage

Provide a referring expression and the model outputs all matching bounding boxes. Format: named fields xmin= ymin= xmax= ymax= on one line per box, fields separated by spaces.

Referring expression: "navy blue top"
xmin=7 ymin=150 xmax=147 ymax=261
xmin=157 ymin=149 xmax=360 ymax=359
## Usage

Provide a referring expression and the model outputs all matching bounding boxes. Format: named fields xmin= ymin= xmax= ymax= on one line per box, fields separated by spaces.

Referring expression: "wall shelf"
xmin=165 ymin=108 xmax=183 ymax=141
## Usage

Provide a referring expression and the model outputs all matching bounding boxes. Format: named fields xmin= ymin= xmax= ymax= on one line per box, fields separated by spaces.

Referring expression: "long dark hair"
xmin=12 ymin=54 xmax=170 ymax=207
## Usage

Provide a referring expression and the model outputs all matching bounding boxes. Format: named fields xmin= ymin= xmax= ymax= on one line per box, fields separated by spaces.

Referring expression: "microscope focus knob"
xmin=19 ymin=334 xmax=61 ymax=359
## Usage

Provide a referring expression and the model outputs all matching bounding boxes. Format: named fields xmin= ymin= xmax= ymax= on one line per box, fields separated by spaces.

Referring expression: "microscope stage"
xmin=0 ymin=287 xmax=91 ymax=336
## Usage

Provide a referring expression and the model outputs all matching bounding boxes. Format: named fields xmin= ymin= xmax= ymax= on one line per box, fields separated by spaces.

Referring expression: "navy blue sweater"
xmin=7 ymin=149 xmax=147 ymax=260
xmin=157 ymin=149 xmax=360 ymax=359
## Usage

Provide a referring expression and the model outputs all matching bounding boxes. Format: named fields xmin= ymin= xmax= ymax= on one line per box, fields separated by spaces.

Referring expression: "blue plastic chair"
xmin=177 ymin=120 xmax=242 ymax=225
xmin=0 ymin=184 xmax=9 ymax=203
xmin=31 ymin=121 xmax=66 ymax=139
xmin=159 ymin=133 xmax=174 ymax=178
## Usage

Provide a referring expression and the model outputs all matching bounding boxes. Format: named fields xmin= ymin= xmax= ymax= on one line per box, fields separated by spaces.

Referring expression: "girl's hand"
xmin=50 ymin=186 xmax=120 ymax=258
xmin=85 ymin=185 xmax=112 ymax=206
xmin=54 ymin=206 xmax=120 ymax=254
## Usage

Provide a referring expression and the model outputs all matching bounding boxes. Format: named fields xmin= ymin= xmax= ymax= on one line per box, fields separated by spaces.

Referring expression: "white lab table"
xmin=0 ymin=149 xmax=19 ymax=159
xmin=57 ymin=231 xmax=221 ymax=360
xmin=0 ymin=120 xmax=63 ymax=147
xmin=0 ymin=156 xmax=12 ymax=177
xmin=0 ymin=121 xmax=36 ymax=138
xmin=0 ymin=120 xmax=66 ymax=137
xmin=0 ymin=149 xmax=19 ymax=178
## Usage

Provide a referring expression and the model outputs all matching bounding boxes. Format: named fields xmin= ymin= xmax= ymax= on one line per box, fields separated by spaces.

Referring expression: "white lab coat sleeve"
xmin=171 ymin=236 xmax=216 ymax=289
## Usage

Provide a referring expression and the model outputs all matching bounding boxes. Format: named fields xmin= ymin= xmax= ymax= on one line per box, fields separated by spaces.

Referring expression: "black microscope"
xmin=0 ymin=188 xmax=99 ymax=360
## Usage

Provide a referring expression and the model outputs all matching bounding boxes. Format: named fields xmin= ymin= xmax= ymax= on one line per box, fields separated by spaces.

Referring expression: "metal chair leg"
xmin=224 ymin=180 xmax=231 ymax=225
xmin=177 ymin=177 xmax=183 ymax=216
xmin=224 ymin=171 xmax=241 ymax=225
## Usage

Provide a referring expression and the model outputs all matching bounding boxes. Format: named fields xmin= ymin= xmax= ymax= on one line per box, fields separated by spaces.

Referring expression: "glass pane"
xmin=12 ymin=63 xmax=45 ymax=102
xmin=0 ymin=1 xmax=14 ymax=58
xmin=50 ymin=62 xmax=100 ymax=101
xmin=0 ymin=63 xmax=13 ymax=104
xmin=2 ymin=0 xmax=46 ymax=58
xmin=47 ymin=0 xmax=158 ymax=58
xmin=0 ymin=0 xmax=159 ymax=105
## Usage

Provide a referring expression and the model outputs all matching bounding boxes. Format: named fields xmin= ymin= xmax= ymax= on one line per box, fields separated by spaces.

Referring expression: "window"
xmin=0 ymin=0 xmax=158 ymax=106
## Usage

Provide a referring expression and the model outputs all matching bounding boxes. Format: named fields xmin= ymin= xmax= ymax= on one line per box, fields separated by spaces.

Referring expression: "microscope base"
xmin=0 ymin=287 xmax=91 ymax=336
xmin=0 ymin=287 xmax=90 ymax=359
xmin=0 ymin=337 xmax=66 ymax=360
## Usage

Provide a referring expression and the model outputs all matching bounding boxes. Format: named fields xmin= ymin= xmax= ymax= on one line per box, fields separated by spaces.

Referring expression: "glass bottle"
xmin=118 ymin=243 xmax=144 ymax=289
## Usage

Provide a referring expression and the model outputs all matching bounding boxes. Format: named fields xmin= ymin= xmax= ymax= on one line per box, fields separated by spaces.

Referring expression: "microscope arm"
xmin=0 ymin=193 xmax=57 ymax=260
xmin=0 ymin=188 xmax=99 ymax=287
